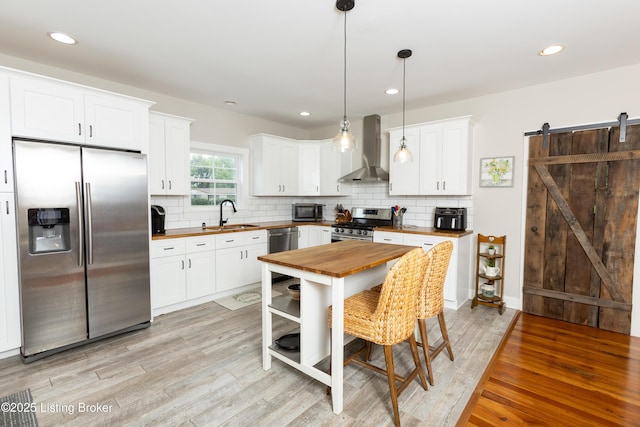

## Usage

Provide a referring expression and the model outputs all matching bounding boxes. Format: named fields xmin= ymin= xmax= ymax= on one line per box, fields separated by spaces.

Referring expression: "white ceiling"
xmin=1 ymin=1 xmax=640 ymax=130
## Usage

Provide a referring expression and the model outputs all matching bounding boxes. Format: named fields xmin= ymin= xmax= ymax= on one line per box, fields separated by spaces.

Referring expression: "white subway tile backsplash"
xmin=152 ymin=182 xmax=473 ymax=230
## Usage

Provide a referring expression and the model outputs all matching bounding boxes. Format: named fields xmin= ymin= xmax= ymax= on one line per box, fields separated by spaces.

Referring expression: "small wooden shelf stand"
xmin=471 ymin=233 xmax=506 ymax=314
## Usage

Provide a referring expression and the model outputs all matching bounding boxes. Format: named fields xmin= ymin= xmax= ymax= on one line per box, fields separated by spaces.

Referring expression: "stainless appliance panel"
xmin=13 ymin=140 xmax=88 ymax=355
xmin=82 ymin=148 xmax=150 ymax=338
xmin=268 ymin=227 xmax=298 ymax=280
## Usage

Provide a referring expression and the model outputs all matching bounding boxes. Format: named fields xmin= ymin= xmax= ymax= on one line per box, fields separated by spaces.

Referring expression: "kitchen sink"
xmin=205 ymin=224 xmax=259 ymax=231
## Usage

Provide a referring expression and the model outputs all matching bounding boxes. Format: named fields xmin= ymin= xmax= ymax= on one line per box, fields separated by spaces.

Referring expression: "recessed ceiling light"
xmin=223 ymin=100 xmax=237 ymax=106
xmin=48 ymin=32 xmax=77 ymax=45
xmin=299 ymin=111 xmax=311 ymax=117
xmin=385 ymin=88 xmax=399 ymax=95
xmin=538 ymin=44 xmax=565 ymax=56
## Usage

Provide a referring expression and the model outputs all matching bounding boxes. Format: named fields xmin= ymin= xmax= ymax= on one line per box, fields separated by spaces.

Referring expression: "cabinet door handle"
xmin=437 ymin=181 xmax=440 ymax=190
xmin=3 ymin=169 xmax=7 ymax=184
xmin=337 ymin=184 xmax=340 ymax=192
xmin=245 ymin=250 xmax=248 ymax=258
xmin=390 ymin=183 xmax=393 ymax=191
xmin=161 ymin=180 xmax=165 ymax=190
xmin=89 ymin=125 xmax=93 ymax=138
xmin=168 ymin=180 xmax=172 ymax=190
xmin=78 ymin=123 xmax=82 ymax=136
xmin=443 ymin=181 xmax=446 ymax=191
xmin=188 ymin=259 xmax=192 ymax=268
xmin=5 ymin=200 xmax=9 ymax=215
xmin=181 ymin=260 xmax=185 ymax=270
xmin=240 ymin=250 xmax=244 ymax=260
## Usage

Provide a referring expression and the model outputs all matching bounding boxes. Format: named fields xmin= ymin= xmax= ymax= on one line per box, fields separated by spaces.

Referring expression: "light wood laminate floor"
xmin=0 ymin=281 xmax=516 ymax=426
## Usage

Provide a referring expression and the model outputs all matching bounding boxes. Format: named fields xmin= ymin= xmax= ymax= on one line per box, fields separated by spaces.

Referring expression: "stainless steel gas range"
xmin=331 ymin=207 xmax=393 ymax=242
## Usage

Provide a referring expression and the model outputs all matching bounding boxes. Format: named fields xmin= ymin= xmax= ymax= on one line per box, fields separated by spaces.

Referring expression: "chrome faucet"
xmin=219 ymin=199 xmax=237 ymax=227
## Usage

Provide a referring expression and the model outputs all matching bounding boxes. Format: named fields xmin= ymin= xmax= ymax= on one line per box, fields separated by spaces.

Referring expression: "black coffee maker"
xmin=150 ymin=205 xmax=166 ymax=234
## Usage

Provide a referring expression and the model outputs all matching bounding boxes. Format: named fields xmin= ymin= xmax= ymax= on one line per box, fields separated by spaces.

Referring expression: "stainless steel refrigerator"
xmin=13 ymin=139 xmax=151 ymax=361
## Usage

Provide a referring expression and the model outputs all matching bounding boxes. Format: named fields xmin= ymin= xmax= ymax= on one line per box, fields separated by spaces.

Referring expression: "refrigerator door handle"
xmin=86 ymin=182 xmax=94 ymax=265
xmin=76 ymin=182 xmax=84 ymax=266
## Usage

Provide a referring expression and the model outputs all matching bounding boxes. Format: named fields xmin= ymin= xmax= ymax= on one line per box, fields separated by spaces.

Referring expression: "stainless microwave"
xmin=292 ymin=203 xmax=323 ymax=222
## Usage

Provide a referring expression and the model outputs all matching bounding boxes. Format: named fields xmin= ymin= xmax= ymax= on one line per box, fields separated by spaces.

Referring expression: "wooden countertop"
xmin=152 ymin=220 xmax=472 ymax=241
xmin=374 ymin=225 xmax=473 ymax=238
xmin=258 ymin=240 xmax=416 ymax=278
xmin=152 ymin=220 xmax=333 ymax=240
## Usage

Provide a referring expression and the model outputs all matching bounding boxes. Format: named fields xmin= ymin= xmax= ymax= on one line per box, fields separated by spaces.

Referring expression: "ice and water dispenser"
xmin=27 ymin=208 xmax=71 ymax=254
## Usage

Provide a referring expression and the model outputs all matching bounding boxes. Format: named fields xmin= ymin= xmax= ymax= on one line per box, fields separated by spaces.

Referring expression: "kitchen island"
xmin=258 ymin=240 xmax=416 ymax=414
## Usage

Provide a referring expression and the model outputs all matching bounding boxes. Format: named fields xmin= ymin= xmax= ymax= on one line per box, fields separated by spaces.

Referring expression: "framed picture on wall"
xmin=480 ymin=156 xmax=514 ymax=187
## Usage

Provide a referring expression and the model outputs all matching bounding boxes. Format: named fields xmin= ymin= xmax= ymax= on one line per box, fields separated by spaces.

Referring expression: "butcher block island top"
xmin=258 ymin=240 xmax=416 ymax=278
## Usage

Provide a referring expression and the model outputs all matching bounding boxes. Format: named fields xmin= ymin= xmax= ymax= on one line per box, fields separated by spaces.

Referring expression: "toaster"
xmin=434 ymin=207 xmax=467 ymax=231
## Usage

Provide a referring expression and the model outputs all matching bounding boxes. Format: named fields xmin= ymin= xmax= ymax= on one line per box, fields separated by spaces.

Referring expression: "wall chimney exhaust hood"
xmin=338 ymin=114 xmax=389 ymax=182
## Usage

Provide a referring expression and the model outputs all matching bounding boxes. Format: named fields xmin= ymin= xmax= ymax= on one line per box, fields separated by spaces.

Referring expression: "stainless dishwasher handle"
xmin=76 ymin=182 xmax=84 ymax=266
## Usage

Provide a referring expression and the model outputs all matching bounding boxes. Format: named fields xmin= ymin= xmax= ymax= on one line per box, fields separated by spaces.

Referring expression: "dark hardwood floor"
xmin=458 ymin=312 xmax=640 ymax=426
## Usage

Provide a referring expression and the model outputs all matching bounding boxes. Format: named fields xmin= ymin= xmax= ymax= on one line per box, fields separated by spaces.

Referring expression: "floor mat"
xmin=214 ymin=287 xmax=282 ymax=310
xmin=0 ymin=389 xmax=38 ymax=426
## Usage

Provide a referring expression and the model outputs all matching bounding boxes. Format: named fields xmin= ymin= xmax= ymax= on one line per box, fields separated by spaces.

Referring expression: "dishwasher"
xmin=268 ymin=226 xmax=298 ymax=281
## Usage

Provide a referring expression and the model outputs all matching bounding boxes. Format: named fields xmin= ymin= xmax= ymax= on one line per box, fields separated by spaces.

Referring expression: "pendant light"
xmin=333 ymin=0 xmax=357 ymax=152
xmin=394 ymin=49 xmax=413 ymax=163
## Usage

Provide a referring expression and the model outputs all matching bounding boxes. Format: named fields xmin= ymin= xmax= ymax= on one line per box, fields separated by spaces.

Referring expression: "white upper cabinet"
xmin=251 ymin=134 xmax=351 ymax=196
xmin=0 ymin=72 xmax=13 ymax=193
xmin=149 ymin=112 xmax=192 ymax=196
xmin=298 ymin=142 xmax=320 ymax=196
xmin=388 ymin=127 xmax=421 ymax=195
xmin=9 ymin=74 xmax=152 ymax=151
xmin=320 ymin=140 xmax=352 ymax=196
xmin=388 ymin=116 xmax=474 ymax=196
xmin=251 ymin=134 xmax=300 ymax=196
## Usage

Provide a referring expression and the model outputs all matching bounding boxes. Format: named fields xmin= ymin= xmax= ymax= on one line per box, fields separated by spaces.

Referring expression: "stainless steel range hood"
xmin=338 ymin=114 xmax=389 ymax=182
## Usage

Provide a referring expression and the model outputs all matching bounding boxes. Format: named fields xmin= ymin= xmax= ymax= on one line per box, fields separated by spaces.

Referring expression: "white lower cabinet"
xmin=374 ymin=231 xmax=472 ymax=309
xmin=308 ymin=226 xmax=332 ymax=246
xmin=298 ymin=225 xmax=331 ymax=249
xmin=215 ymin=230 xmax=267 ymax=292
xmin=0 ymin=194 xmax=20 ymax=355
xmin=151 ymin=236 xmax=215 ymax=314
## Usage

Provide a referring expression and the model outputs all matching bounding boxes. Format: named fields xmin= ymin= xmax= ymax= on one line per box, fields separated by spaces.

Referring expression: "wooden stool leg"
xmin=438 ymin=312 xmax=454 ymax=361
xmin=417 ymin=318 xmax=434 ymax=386
xmin=409 ymin=335 xmax=428 ymax=390
xmin=383 ymin=345 xmax=401 ymax=427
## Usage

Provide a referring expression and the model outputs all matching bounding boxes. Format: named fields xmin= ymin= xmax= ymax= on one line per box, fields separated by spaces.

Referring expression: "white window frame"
xmin=184 ymin=141 xmax=249 ymax=215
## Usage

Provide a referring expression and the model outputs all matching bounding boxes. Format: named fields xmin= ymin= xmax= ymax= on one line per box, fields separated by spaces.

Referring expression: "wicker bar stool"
xmin=415 ymin=240 xmax=455 ymax=385
xmin=327 ymin=247 xmax=428 ymax=427
xmin=369 ymin=241 xmax=455 ymax=385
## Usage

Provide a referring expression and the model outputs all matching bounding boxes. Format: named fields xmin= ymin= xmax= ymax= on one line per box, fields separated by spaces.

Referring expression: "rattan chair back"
xmin=417 ymin=241 xmax=453 ymax=319
xmin=368 ymin=247 xmax=426 ymax=345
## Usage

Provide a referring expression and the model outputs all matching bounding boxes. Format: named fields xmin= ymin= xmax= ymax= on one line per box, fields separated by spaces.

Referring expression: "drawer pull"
xmin=196 ymin=243 xmax=206 ymax=246
xmin=163 ymin=247 xmax=175 ymax=251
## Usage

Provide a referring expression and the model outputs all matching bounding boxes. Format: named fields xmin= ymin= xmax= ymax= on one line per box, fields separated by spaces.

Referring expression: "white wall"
xmin=373 ymin=63 xmax=640 ymax=333
xmin=3 ymin=52 xmax=639 ymax=334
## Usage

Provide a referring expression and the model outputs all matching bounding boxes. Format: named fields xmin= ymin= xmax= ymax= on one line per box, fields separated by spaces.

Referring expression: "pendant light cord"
xmin=342 ymin=9 xmax=348 ymax=124
xmin=402 ymin=56 xmax=406 ymax=141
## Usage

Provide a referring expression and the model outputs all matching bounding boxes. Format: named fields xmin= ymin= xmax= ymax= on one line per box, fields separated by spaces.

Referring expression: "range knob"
xmin=333 ymin=227 xmax=339 ymax=233
xmin=362 ymin=230 xmax=368 ymax=236
xmin=339 ymin=228 xmax=345 ymax=233
xmin=348 ymin=229 xmax=354 ymax=234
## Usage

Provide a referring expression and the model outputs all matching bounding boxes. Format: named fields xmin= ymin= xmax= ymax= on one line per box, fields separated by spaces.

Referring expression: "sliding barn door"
xmin=523 ymin=125 xmax=640 ymax=334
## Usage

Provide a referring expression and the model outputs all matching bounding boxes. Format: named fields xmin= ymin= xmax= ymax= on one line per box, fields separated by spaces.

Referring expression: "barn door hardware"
xmin=619 ymin=112 xmax=628 ymax=143
xmin=525 ymin=112 xmax=640 ymax=146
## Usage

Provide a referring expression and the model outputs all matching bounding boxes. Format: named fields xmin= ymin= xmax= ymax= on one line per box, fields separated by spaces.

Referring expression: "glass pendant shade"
xmin=394 ymin=136 xmax=413 ymax=163
xmin=333 ymin=117 xmax=356 ymax=152
xmin=393 ymin=48 xmax=413 ymax=163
